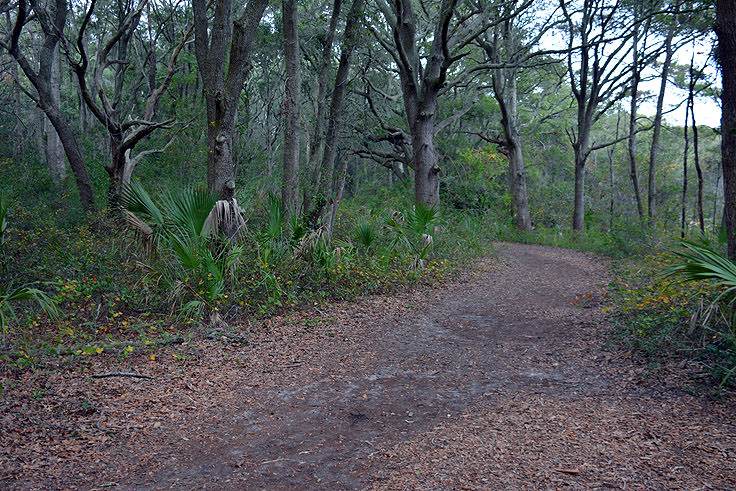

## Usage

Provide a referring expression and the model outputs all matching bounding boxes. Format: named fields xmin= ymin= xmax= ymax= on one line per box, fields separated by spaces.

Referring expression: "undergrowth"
xmin=607 ymin=250 xmax=736 ymax=392
xmin=0 ymin=182 xmax=498 ymax=370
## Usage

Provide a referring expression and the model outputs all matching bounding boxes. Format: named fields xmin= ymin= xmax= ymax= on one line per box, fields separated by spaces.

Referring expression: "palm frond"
xmin=166 ymin=187 xmax=218 ymax=238
xmin=120 ymin=181 xmax=166 ymax=228
xmin=406 ymin=202 xmax=441 ymax=236
xmin=205 ymin=198 xmax=246 ymax=238
xmin=665 ymin=240 xmax=736 ymax=306
xmin=0 ymin=284 xmax=59 ymax=335
xmin=354 ymin=220 xmax=378 ymax=250
xmin=122 ymin=210 xmax=156 ymax=254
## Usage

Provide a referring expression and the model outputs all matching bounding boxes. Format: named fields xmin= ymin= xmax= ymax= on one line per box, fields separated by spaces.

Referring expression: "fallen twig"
xmin=96 ymin=406 xmax=106 ymax=430
xmin=89 ymin=371 xmax=158 ymax=380
xmin=554 ymin=467 xmax=581 ymax=475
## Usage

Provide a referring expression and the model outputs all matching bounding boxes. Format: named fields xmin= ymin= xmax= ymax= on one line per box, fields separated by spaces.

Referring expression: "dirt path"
xmin=3 ymin=243 xmax=735 ymax=489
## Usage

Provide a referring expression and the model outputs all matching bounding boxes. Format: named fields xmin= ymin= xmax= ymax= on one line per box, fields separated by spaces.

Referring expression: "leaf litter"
xmin=1 ymin=243 xmax=734 ymax=489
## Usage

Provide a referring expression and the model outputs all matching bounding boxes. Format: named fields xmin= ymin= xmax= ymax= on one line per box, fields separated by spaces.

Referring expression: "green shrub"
xmin=609 ymin=244 xmax=736 ymax=390
xmin=121 ymin=182 xmax=245 ymax=321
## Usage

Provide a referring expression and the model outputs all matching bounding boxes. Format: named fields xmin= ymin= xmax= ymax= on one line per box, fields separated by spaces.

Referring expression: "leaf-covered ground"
xmin=2 ymin=243 xmax=735 ymax=489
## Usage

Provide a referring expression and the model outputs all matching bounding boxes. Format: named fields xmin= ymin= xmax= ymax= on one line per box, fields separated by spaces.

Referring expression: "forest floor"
xmin=2 ymin=243 xmax=736 ymax=490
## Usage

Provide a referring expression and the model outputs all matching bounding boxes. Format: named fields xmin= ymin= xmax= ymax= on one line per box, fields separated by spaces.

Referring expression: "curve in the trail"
xmin=132 ymin=243 xmax=612 ymax=489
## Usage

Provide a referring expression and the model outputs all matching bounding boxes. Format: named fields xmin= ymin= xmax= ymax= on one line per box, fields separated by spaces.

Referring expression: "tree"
xmin=561 ymin=0 xmax=637 ymax=231
xmin=477 ymin=0 xmax=553 ymax=231
xmin=625 ymin=0 xmax=655 ymax=220
xmin=73 ymin=0 xmax=193 ymax=200
xmin=281 ymin=0 xmax=300 ymax=217
xmin=648 ymin=3 xmax=679 ymax=221
xmin=323 ymin=0 xmax=365 ymax=237
xmin=192 ymin=0 xmax=269 ymax=201
xmin=1 ymin=0 xmax=96 ymax=213
xmin=374 ymin=0 xmax=512 ymax=207
xmin=302 ymin=0 xmax=343 ymax=214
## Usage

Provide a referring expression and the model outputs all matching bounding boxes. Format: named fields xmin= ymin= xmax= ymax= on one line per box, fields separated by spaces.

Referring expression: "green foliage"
xmin=664 ymin=239 xmax=736 ymax=308
xmin=385 ymin=203 xmax=441 ymax=266
xmin=497 ymin=219 xmax=655 ymax=258
xmin=609 ymin=246 xmax=736 ymax=390
xmin=121 ymin=182 xmax=242 ymax=321
xmin=0 ymin=283 xmax=59 ymax=341
xmin=354 ymin=219 xmax=378 ymax=250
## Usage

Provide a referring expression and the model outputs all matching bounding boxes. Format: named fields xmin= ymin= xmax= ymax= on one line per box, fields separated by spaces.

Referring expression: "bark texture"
xmin=193 ymin=0 xmax=269 ymax=200
xmin=281 ymin=0 xmax=301 ymax=217
xmin=45 ymin=40 xmax=65 ymax=184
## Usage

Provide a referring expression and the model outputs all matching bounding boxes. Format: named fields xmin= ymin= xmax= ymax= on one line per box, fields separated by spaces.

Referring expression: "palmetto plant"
xmin=0 ymin=284 xmax=59 ymax=344
xmin=385 ymin=203 xmax=441 ymax=267
xmin=665 ymin=239 xmax=736 ymax=308
xmin=121 ymin=182 xmax=245 ymax=320
xmin=354 ymin=219 xmax=378 ymax=251
xmin=665 ymin=239 xmax=736 ymax=386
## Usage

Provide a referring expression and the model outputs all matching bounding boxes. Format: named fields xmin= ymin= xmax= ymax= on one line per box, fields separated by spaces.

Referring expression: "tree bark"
xmin=573 ymin=146 xmax=587 ymax=231
xmin=45 ymin=40 xmax=65 ymax=184
xmin=627 ymin=20 xmax=644 ymax=219
xmin=193 ymin=0 xmax=269 ymax=200
xmin=648 ymin=11 xmax=677 ymax=221
xmin=281 ymin=0 xmax=301 ymax=217
xmin=681 ymin=96 xmax=690 ymax=238
xmin=690 ymin=63 xmax=704 ymax=233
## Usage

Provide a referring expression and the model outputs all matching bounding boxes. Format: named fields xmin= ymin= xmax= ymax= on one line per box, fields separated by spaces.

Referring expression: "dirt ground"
xmin=2 ymin=243 xmax=735 ymax=490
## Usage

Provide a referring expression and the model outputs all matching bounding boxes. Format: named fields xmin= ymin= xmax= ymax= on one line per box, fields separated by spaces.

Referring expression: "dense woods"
xmin=0 ymin=0 xmax=732 ymax=383
xmin=0 ymin=0 xmax=719 ymax=225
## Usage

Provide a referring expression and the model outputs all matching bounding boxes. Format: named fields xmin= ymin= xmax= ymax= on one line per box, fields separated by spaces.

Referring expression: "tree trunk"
xmin=627 ymin=25 xmax=644 ymax=219
xmin=107 ymin=133 xmax=127 ymax=201
xmin=691 ymin=75 xmax=704 ymax=232
xmin=46 ymin=42 xmax=65 ymax=184
xmin=573 ymin=149 xmax=586 ymax=231
xmin=4 ymin=0 xmax=96 ymax=213
xmin=31 ymin=107 xmax=46 ymax=165
xmin=681 ymin=97 xmax=690 ymax=238
xmin=496 ymin=68 xmax=531 ymax=230
xmin=320 ymin=0 xmax=364 ymax=227
xmin=648 ymin=12 xmax=677 ymax=221
xmin=508 ymin=138 xmax=531 ymax=230
xmin=43 ymin=104 xmax=96 ymax=213
xmin=193 ymin=0 xmax=269 ymax=200
xmin=281 ymin=0 xmax=301 ymax=217
xmin=720 ymin=0 xmax=736 ymax=259
xmin=10 ymin=57 xmax=24 ymax=162
xmin=484 ymin=18 xmax=532 ymax=231
xmin=412 ymin=104 xmax=441 ymax=208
